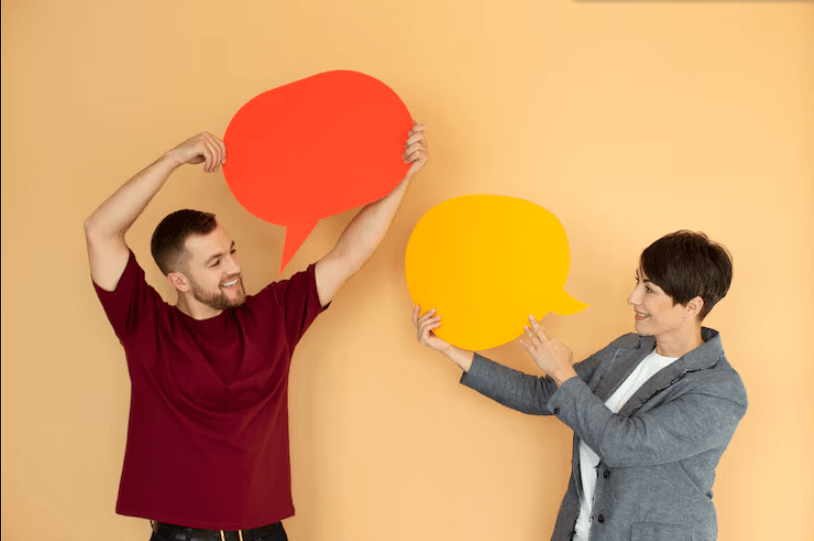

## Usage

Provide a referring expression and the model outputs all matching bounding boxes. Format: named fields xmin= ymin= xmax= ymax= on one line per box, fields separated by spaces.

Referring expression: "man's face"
xmin=180 ymin=225 xmax=246 ymax=311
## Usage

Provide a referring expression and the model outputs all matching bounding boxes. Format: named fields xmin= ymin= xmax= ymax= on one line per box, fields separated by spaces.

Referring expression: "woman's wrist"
xmin=444 ymin=345 xmax=474 ymax=372
xmin=549 ymin=366 xmax=578 ymax=387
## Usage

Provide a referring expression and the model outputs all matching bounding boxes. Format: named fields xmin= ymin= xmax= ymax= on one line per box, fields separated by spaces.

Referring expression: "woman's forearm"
xmin=441 ymin=344 xmax=475 ymax=372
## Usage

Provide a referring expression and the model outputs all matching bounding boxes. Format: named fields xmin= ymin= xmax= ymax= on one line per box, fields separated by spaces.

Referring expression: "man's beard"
xmin=190 ymin=276 xmax=246 ymax=311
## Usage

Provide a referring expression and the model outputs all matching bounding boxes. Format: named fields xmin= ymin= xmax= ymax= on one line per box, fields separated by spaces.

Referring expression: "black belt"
xmin=151 ymin=520 xmax=284 ymax=541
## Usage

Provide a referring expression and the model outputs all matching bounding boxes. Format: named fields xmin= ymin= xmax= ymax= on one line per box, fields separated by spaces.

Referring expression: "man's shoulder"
xmin=246 ymin=264 xmax=319 ymax=303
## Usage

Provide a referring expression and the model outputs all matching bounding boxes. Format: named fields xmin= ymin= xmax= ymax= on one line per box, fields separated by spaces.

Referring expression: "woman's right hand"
xmin=412 ymin=305 xmax=475 ymax=372
xmin=412 ymin=305 xmax=451 ymax=353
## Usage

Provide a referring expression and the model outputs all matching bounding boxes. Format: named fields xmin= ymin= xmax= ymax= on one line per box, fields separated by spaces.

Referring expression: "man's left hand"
xmin=402 ymin=123 xmax=428 ymax=178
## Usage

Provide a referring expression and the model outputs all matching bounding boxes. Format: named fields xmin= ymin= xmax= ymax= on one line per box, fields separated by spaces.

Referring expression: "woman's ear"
xmin=686 ymin=295 xmax=705 ymax=320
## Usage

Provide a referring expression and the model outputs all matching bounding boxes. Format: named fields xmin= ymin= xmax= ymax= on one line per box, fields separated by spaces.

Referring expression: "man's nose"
xmin=226 ymin=255 xmax=241 ymax=275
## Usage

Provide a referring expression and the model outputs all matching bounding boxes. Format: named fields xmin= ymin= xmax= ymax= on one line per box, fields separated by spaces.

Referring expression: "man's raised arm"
xmin=84 ymin=132 xmax=225 ymax=291
xmin=314 ymin=124 xmax=428 ymax=306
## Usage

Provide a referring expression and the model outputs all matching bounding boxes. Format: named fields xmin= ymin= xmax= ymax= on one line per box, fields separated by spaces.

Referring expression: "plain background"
xmin=2 ymin=1 xmax=812 ymax=540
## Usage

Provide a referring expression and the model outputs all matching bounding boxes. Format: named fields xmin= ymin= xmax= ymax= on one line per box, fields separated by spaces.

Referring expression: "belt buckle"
xmin=219 ymin=529 xmax=244 ymax=541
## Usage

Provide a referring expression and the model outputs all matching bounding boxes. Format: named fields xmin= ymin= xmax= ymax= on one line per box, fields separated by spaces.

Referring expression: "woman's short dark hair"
xmin=640 ymin=230 xmax=733 ymax=321
xmin=150 ymin=209 xmax=217 ymax=275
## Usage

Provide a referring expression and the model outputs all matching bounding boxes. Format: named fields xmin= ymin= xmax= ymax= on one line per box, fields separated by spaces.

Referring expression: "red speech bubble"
xmin=222 ymin=70 xmax=413 ymax=273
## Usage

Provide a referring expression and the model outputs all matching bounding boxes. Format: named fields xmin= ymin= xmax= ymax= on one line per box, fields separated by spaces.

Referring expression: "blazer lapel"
xmin=618 ymin=328 xmax=725 ymax=417
xmin=593 ymin=336 xmax=655 ymax=402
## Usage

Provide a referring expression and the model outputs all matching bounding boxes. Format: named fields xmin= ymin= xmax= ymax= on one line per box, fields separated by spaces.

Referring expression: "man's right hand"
xmin=85 ymin=130 xmax=225 ymax=291
xmin=166 ymin=132 xmax=226 ymax=173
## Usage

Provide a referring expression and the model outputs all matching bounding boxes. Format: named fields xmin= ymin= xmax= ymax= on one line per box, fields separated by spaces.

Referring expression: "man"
xmin=85 ymin=127 xmax=428 ymax=540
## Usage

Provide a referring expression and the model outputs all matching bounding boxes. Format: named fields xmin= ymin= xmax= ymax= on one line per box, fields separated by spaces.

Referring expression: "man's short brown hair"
xmin=150 ymin=209 xmax=217 ymax=275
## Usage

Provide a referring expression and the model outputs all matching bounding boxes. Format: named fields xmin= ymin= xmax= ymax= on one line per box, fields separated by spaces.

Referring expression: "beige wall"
xmin=2 ymin=1 xmax=812 ymax=540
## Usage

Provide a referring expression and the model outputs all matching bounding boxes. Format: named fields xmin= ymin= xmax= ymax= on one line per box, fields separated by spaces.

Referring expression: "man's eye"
xmin=212 ymin=260 xmax=220 ymax=268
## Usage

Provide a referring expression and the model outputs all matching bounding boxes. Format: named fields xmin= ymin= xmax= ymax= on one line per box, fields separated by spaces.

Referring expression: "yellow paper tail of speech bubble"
xmin=547 ymin=288 xmax=588 ymax=316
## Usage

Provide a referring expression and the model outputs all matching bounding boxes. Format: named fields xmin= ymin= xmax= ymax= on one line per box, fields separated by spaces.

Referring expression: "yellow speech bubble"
xmin=405 ymin=195 xmax=587 ymax=351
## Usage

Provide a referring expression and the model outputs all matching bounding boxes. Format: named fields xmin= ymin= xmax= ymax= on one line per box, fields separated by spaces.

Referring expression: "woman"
xmin=412 ymin=230 xmax=747 ymax=541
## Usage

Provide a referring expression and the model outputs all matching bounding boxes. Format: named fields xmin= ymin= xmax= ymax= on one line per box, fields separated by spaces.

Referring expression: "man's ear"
xmin=167 ymin=271 xmax=190 ymax=293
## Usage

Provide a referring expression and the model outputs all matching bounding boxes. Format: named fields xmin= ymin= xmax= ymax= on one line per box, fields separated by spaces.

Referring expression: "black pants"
xmin=149 ymin=521 xmax=287 ymax=541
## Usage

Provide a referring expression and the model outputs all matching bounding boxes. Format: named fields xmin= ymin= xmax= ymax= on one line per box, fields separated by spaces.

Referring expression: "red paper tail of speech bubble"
xmin=280 ymin=221 xmax=318 ymax=274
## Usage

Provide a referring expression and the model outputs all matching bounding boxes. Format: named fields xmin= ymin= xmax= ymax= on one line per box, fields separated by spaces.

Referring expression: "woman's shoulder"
xmin=681 ymin=354 xmax=748 ymax=408
xmin=608 ymin=332 xmax=649 ymax=350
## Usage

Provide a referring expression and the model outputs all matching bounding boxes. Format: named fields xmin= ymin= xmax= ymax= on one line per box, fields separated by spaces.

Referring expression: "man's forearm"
xmin=315 ymin=125 xmax=426 ymax=305
xmin=328 ymin=175 xmax=412 ymax=274
xmin=84 ymin=151 xmax=183 ymax=240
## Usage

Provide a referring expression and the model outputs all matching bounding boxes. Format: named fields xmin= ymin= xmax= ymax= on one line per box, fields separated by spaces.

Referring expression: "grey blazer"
xmin=460 ymin=327 xmax=747 ymax=541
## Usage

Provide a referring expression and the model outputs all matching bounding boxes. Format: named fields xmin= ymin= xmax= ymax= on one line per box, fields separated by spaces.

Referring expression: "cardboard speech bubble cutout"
xmin=405 ymin=195 xmax=587 ymax=351
xmin=223 ymin=70 xmax=413 ymax=272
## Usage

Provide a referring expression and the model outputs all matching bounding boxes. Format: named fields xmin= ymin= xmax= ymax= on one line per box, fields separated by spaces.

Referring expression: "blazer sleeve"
xmin=547 ymin=374 xmax=748 ymax=467
xmin=459 ymin=336 xmax=627 ymax=415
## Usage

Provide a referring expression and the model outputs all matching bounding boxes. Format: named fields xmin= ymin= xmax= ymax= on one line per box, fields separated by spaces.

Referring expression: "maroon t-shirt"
xmin=93 ymin=250 xmax=327 ymax=530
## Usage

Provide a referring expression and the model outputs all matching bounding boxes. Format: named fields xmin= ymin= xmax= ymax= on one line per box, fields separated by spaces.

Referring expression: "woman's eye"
xmin=646 ymin=286 xmax=654 ymax=293
xmin=212 ymin=260 xmax=220 ymax=268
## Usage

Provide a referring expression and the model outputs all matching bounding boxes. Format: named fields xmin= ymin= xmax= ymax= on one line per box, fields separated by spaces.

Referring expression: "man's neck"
xmin=176 ymin=295 xmax=224 ymax=321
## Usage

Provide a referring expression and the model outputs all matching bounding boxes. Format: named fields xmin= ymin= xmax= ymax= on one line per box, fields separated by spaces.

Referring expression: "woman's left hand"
xmin=519 ymin=315 xmax=578 ymax=387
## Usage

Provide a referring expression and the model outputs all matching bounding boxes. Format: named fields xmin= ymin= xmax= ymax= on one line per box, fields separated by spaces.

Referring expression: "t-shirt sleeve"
xmin=92 ymin=250 xmax=162 ymax=342
xmin=254 ymin=262 xmax=328 ymax=348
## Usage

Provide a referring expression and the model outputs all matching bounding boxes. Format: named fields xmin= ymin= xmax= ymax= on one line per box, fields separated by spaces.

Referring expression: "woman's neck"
xmin=655 ymin=325 xmax=704 ymax=358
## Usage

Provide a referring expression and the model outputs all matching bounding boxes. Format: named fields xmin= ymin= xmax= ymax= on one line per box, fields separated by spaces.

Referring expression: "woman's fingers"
xmin=418 ymin=308 xmax=437 ymax=324
xmin=418 ymin=318 xmax=442 ymax=345
xmin=413 ymin=306 xmax=444 ymax=347
xmin=528 ymin=316 xmax=550 ymax=340
xmin=525 ymin=324 xmax=543 ymax=349
xmin=419 ymin=316 xmax=441 ymax=335
xmin=422 ymin=321 xmax=441 ymax=335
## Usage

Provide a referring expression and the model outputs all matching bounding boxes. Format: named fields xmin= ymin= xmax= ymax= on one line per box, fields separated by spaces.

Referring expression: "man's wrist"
xmin=161 ymin=149 xmax=186 ymax=169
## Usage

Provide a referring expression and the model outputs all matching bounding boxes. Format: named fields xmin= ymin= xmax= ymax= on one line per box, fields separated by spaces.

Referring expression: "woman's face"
xmin=627 ymin=267 xmax=688 ymax=338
